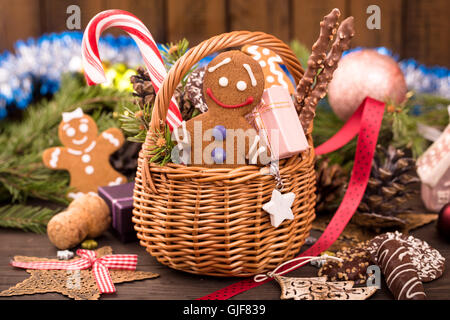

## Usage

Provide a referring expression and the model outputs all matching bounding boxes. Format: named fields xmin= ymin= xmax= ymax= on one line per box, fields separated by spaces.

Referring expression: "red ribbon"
xmin=11 ymin=249 xmax=138 ymax=294
xmin=198 ymin=97 xmax=386 ymax=300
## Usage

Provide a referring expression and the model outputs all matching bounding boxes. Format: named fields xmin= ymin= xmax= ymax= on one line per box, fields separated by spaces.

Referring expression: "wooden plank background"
xmin=0 ymin=0 xmax=448 ymax=66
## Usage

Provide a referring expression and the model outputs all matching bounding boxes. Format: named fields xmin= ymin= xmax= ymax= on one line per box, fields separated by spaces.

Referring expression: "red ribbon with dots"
xmin=198 ymin=97 xmax=385 ymax=300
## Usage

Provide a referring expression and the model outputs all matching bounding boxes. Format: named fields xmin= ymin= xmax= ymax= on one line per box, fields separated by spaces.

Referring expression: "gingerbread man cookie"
xmin=181 ymin=50 xmax=266 ymax=167
xmin=242 ymin=45 xmax=295 ymax=94
xmin=43 ymin=108 xmax=126 ymax=199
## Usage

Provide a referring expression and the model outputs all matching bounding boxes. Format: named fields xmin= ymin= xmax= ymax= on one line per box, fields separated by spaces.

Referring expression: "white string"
xmin=253 ymin=255 xmax=343 ymax=282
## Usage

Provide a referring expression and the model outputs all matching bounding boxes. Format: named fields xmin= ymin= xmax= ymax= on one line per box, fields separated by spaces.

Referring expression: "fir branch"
xmin=119 ymin=103 xmax=154 ymax=143
xmin=161 ymin=38 xmax=195 ymax=87
xmin=0 ymin=205 xmax=60 ymax=234
xmin=146 ymin=125 xmax=175 ymax=166
xmin=161 ymin=38 xmax=190 ymax=69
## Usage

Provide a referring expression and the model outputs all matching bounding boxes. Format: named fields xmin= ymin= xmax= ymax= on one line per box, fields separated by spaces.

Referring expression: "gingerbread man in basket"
xmin=180 ymin=50 xmax=266 ymax=167
xmin=177 ymin=50 xmax=309 ymax=167
xmin=43 ymin=108 xmax=126 ymax=199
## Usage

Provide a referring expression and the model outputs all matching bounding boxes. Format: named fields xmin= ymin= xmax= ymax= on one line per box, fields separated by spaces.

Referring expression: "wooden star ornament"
xmin=0 ymin=247 xmax=159 ymax=300
xmin=262 ymin=189 xmax=295 ymax=227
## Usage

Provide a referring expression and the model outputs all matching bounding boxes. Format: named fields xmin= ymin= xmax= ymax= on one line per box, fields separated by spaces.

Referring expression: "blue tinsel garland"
xmin=0 ymin=32 xmax=448 ymax=119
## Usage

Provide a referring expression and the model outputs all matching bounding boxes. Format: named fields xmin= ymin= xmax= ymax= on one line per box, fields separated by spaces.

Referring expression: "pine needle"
xmin=0 ymin=205 xmax=60 ymax=234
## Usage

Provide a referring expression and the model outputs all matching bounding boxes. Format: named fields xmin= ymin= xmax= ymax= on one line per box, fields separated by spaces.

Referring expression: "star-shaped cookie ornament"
xmin=262 ymin=189 xmax=295 ymax=228
xmin=0 ymin=247 xmax=159 ymax=300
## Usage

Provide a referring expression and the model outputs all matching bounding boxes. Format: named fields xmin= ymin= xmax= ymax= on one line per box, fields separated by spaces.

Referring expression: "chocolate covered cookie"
xmin=374 ymin=238 xmax=426 ymax=300
xmin=367 ymin=231 xmax=445 ymax=282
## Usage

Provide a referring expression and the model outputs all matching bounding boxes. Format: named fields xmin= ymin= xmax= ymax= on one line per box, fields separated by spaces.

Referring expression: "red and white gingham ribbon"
xmin=81 ymin=9 xmax=183 ymax=130
xmin=11 ymin=249 xmax=137 ymax=294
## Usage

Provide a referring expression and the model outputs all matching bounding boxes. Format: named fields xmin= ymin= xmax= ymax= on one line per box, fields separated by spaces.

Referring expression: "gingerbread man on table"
xmin=43 ymin=108 xmax=126 ymax=199
xmin=181 ymin=50 xmax=266 ymax=167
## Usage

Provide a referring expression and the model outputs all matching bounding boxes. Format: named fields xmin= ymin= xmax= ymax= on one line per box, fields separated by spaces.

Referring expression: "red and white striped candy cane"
xmin=81 ymin=9 xmax=182 ymax=130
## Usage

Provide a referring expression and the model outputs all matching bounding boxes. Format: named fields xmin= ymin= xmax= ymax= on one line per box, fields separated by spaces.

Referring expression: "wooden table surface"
xmin=0 ymin=223 xmax=448 ymax=300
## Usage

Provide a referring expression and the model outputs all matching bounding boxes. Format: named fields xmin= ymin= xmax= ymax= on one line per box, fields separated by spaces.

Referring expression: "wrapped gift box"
xmin=98 ymin=182 xmax=136 ymax=242
xmin=250 ymin=86 xmax=309 ymax=160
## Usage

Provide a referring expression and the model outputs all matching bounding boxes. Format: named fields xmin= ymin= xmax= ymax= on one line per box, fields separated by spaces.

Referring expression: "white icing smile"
xmin=72 ymin=136 xmax=88 ymax=145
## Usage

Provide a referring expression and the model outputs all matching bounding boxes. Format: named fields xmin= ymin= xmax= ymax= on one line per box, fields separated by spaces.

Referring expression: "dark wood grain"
xmin=39 ymin=0 xmax=166 ymax=43
xmin=348 ymin=0 xmax=403 ymax=54
xmin=166 ymin=0 xmax=227 ymax=45
xmin=292 ymin=0 xmax=348 ymax=50
xmin=228 ymin=0 xmax=291 ymax=43
xmin=0 ymin=223 xmax=447 ymax=300
xmin=0 ymin=0 xmax=42 ymax=51
xmin=0 ymin=0 xmax=448 ymax=66
xmin=403 ymin=0 xmax=450 ymax=67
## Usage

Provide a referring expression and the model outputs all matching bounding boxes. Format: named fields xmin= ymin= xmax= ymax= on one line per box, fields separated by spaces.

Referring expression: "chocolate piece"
xmin=299 ymin=16 xmax=355 ymax=130
xmin=296 ymin=8 xmax=341 ymax=113
xmin=375 ymin=238 xmax=426 ymax=300
xmin=295 ymin=8 xmax=355 ymax=131
xmin=185 ymin=66 xmax=208 ymax=113
xmin=367 ymin=231 xmax=445 ymax=282
xmin=318 ymin=242 xmax=371 ymax=284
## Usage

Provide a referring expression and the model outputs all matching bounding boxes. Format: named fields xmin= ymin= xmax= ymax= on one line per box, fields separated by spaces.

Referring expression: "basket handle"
xmin=147 ymin=31 xmax=304 ymax=138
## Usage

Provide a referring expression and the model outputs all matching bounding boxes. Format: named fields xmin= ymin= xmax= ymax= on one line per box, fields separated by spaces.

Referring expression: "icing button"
xmin=212 ymin=125 xmax=226 ymax=141
xmin=211 ymin=148 xmax=226 ymax=164
xmin=82 ymin=154 xmax=91 ymax=163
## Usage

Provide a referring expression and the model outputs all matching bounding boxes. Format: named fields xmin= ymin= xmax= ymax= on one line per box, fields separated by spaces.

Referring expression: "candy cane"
xmin=81 ymin=9 xmax=182 ymax=130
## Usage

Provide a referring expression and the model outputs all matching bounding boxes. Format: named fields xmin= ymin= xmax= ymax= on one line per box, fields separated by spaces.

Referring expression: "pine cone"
xmin=130 ymin=67 xmax=156 ymax=108
xmin=130 ymin=67 xmax=193 ymax=121
xmin=315 ymin=157 xmax=348 ymax=214
xmin=353 ymin=145 xmax=420 ymax=229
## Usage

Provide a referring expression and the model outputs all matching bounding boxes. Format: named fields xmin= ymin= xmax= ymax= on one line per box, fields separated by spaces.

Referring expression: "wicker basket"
xmin=132 ymin=31 xmax=316 ymax=277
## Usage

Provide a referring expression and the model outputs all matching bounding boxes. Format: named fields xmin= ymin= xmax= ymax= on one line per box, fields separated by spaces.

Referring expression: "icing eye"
xmin=266 ymin=76 xmax=275 ymax=83
xmin=66 ymin=127 xmax=75 ymax=137
xmin=219 ymin=77 xmax=228 ymax=87
xmin=79 ymin=123 xmax=88 ymax=133
xmin=236 ymin=81 xmax=247 ymax=91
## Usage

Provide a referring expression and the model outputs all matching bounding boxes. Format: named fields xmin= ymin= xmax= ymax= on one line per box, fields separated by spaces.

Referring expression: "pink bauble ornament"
xmin=437 ymin=203 xmax=450 ymax=240
xmin=328 ymin=49 xmax=407 ymax=121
